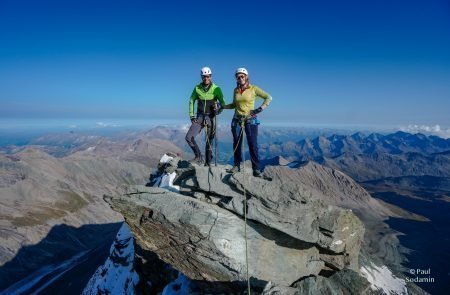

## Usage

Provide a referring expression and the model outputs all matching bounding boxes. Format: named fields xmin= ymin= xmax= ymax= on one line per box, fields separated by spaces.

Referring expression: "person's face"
xmin=201 ymin=75 xmax=212 ymax=85
xmin=236 ymin=74 xmax=247 ymax=86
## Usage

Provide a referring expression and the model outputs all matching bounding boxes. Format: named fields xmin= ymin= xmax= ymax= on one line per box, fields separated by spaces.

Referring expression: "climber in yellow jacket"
xmin=223 ymin=68 xmax=272 ymax=177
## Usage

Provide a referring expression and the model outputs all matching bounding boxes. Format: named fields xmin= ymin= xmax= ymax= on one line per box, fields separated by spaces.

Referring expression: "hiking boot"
xmin=227 ymin=165 xmax=241 ymax=174
xmin=253 ymin=169 xmax=263 ymax=178
xmin=204 ymin=161 xmax=211 ymax=167
xmin=189 ymin=156 xmax=203 ymax=165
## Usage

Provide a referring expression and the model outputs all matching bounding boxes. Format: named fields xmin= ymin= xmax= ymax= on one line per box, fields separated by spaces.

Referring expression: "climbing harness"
xmin=200 ymin=96 xmax=221 ymax=167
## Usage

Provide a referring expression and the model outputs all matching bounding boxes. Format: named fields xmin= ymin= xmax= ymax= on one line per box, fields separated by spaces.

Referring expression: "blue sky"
xmin=1 ymin=0 xmax=449 ymax=127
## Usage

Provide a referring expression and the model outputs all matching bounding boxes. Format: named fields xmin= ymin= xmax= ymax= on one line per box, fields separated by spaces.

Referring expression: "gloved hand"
xmin=215 ymin=103 xmax=223 ymax=115
xmin=191 ymin=117 xmax=198 ymax=124
xmin=250 ymin=107 xmax=263 ymax=117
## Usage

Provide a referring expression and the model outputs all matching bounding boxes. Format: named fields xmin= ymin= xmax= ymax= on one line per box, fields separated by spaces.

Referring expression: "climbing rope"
xmin=202 ymin=95 xmax=251 ymax=292
xmin=214 ymin=114 xmax=218 ymax=166
xmin=240 ymin=120 xmax=251 ymax=295
xmin=201 ymin=98 xmax=212 ymax=166
xmin=232 ymin=123 xmax=245 ymax=156
xmin=221 ymin=118 xmax=250 ymax=293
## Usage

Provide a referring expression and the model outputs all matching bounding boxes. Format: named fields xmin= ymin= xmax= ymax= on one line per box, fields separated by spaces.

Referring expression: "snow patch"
xmin=86 ymin=146 xmax=96 ymax=151
xmin=160 ymin=172 xmax=180 ymax=192
xmin=360 ymin=262 xmax=408 ymax=295
xmin=82 ymin=223 xmax=139 ymax=295
xmin=153 ymin=154 xmax=180 ymax=192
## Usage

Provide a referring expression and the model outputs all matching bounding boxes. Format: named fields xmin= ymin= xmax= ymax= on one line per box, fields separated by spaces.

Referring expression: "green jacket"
xmin=189 ymin=83 xmax=226 ymax=118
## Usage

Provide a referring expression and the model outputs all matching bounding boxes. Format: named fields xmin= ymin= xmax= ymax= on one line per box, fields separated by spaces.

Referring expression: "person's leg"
xmin=231 ymin=118 xmax=243 ymax=168
xmin=245 ymin=122 xmax=261 ymax=172
xmin=185 ymin=119 xmax=203 ymax=161
xmin=204 ymin=116 xmax=214 ymax=165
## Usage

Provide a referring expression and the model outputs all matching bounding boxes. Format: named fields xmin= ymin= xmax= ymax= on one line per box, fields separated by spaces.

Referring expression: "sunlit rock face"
xmin=101 ymin=154 xmax=379 ymax=293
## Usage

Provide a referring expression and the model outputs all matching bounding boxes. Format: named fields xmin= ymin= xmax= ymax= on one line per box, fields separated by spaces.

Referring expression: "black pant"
xmin=185 ymin=114 xmax=215 ymax=163
xmin=231 ymin=117 xmax=260 ymax=171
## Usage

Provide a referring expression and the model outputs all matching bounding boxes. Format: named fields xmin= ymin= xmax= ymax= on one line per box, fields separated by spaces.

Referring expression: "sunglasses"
xmin=236 ymin=75 xmax=246 ymax=80
xmin=202 ymin=75 xmax=211 ymax=79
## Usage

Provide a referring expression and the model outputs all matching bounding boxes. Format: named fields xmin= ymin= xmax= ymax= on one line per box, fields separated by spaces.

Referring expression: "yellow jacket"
xmin=227 ymin=84 xmax=272 ymax=116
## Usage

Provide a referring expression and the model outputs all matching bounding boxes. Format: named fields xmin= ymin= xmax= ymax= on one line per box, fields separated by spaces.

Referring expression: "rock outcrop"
xmin=108 ymin=186 xmax=324 ymax=288
xmin=104 ymin=154 xmax=375 ymax=293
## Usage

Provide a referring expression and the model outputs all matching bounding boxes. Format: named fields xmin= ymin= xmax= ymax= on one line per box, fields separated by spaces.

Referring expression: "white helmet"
xmin=235 ymin=67 xmax=248 ymax=76
xmin=201 ymin=66 xmax=212 ymax=76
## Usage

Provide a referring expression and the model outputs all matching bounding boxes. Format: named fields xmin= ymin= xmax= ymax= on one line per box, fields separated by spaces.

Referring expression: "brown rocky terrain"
xmin=0 ymin=137 xmax=182 ymax=291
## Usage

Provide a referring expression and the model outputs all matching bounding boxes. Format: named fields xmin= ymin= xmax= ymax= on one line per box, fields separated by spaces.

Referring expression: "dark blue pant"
xmin=231 ymin=118 xmax=260 ymax=171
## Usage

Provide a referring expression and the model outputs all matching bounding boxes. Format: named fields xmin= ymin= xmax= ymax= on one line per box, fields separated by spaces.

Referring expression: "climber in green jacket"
xmin=185 ymin=67 xmax=226 ymax=166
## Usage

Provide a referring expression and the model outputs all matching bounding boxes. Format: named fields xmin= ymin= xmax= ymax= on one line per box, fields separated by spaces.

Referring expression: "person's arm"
xmin=189 ymin=88 xmax=197 ymax=119
xmin=222 ymin=102 xmax=235 ymax=109
xmin=250 ymin=86 xmax=272 ymax=116
xmin=254 ymin=86 xmax=272 ymax=110
xmin=214 ymin=86 xmax=226 ymax=106
xmin=222 ymin=88 xmax=236 ymax=109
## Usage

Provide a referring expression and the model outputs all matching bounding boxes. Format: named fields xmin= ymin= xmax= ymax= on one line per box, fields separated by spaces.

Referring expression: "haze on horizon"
xmin=1 ymin=0 xmax=449 ymax=129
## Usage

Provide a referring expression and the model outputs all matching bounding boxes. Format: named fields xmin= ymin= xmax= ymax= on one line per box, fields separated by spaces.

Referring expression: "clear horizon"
xmin=1 ymin=118 xmax=449 ymax=139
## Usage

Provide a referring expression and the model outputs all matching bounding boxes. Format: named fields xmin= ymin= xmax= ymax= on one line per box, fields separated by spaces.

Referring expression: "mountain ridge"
xmin=260 ymin=131 xmax=450 ymax=182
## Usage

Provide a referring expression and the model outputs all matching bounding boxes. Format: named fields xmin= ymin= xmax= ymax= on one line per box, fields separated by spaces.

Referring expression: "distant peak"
xmin=260 ymin=155 xmax=291 ymax=167
xmin=350 ymin=132 xmax=365 ymax=140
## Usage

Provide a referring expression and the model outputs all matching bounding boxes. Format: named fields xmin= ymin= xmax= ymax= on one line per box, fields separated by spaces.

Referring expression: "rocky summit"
xmin=99 ymin=153 xmax=398 ymax=294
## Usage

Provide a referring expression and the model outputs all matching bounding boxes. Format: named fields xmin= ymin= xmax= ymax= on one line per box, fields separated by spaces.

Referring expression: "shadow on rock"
xmin=0 ymin=222 xmax=122 ymax=294
xmin=134 ymin=242 xmax=261 ymax=295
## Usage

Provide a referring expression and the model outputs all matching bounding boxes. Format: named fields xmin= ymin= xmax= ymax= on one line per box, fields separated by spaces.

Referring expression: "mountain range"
xmin=260 ymin=131 xmax=450 ymax=181
xmin=1 ymin=127 xmax=448 ymax=293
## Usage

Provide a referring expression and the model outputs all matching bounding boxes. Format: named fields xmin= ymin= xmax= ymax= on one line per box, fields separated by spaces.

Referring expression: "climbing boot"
xmin=227 ymin=165 xmax=241 ymax=174
xmin=253 ymin=169 xmax=263 ymax=178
